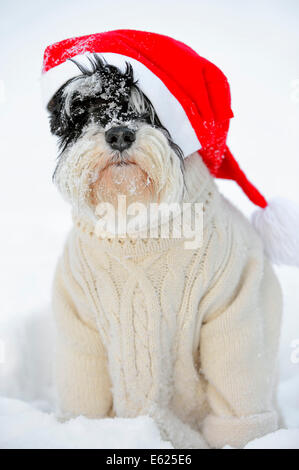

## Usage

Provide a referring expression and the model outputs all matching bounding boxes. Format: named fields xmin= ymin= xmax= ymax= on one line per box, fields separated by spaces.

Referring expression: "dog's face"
xmin=48 ymin=54 xmax=185 ymax=218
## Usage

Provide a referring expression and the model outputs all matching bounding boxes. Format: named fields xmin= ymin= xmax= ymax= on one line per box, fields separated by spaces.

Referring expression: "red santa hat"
xmin=42 ymin=29 xmax=299 ymax=266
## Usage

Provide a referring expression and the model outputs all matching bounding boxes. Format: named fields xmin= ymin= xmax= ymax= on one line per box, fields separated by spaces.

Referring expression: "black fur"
xmin=47 ymin=53 xmax=184 ymax=165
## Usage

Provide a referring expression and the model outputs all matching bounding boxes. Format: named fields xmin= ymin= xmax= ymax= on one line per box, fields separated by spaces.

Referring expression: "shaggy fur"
xmin=48 ymin=55 xmax=282 ymax=449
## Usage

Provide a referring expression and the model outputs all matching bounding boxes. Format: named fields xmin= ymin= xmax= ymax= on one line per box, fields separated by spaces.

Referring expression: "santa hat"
xmin=42 ymin=29 xmax=299 ymax=266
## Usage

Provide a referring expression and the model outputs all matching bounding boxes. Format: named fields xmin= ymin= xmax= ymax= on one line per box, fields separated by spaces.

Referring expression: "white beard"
xmin=54 ymin=123 xmax=185 ymax=235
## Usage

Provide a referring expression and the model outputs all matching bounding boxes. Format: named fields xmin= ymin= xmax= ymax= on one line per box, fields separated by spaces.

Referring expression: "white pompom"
xmin=252 ymin=197 xmax=299 ymax=266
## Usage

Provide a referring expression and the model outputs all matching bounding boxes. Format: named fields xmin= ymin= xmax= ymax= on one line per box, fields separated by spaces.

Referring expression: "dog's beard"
xmin=54 ymin=123 xmax=184 ymax=225
xmin=91 ymin=162 xmax=154 ymax=207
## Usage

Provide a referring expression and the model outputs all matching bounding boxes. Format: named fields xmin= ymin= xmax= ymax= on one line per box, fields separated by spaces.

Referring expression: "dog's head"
xmin=48 ymin=54 xmax=185 ymax=218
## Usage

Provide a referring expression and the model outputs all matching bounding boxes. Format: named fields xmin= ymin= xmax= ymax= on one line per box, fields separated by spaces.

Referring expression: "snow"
xmin=0 ymin=0 xmax=299 ymax=449
xmin=244 ymin=429 xmax=299 ymax=450
xmin=0 ymin=397 xmax=174 ymax=450
xmin=224 ymin=429 xmax=299 ymax=450
xmin=0 ymin=397 xmax=172 ymax=449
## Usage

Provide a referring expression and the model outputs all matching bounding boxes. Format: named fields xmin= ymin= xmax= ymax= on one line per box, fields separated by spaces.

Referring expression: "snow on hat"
xmin=42 ymin=29 xmax=299 ymax=266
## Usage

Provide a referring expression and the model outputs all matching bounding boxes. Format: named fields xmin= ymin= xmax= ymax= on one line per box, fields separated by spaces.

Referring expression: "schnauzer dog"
xmin=48 ymin=53 xmax=282 ymax=449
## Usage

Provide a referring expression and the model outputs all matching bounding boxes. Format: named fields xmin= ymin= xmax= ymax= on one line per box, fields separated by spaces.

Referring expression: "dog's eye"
xmin=72 ymin=106 xmax=86 ymax=117
xmin=89 ymin=96 xmax=108 ymax=109
xmin=70 ymin=97 xmax=89 ymax=115
xmin=70 ymin=97 xmax=104 ymax=117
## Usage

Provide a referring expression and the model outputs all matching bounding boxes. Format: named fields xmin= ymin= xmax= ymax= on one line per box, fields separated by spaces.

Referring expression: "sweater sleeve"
xmin=52 ymin=241 xmax=112 ymax=419
xmin=198 ymin=208 xmax=282 ymax=449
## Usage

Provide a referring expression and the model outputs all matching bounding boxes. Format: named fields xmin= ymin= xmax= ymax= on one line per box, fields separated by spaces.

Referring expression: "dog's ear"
xmin=47 ymin=87 xmax=69 ymax=138
xmin=47 ymin=81 xmax=92 ymax=152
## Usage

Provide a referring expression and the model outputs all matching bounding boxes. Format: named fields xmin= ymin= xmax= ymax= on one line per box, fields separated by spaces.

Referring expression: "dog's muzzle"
xmin=105 ymin=126 xmax=136 ymax=152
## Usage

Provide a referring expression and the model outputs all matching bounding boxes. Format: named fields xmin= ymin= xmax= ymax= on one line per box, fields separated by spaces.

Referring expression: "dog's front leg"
xmin=199 ymin=257 xmax=282 ymax=449
xmin=52 ymin=260 xmax=113 ymax=420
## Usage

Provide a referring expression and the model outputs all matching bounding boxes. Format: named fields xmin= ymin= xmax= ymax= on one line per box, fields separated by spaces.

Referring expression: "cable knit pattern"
xmin=52 ymin=154 xmax=282 ymax=448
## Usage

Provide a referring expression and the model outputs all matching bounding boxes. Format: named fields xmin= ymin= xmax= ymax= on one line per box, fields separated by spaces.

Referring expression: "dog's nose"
xmin=105 ymin=126 xmax=136 ymax=151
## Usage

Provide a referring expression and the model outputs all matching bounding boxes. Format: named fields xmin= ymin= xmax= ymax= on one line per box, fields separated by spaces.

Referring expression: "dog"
xmin=48 ymin=52 xmax=282 ymax=449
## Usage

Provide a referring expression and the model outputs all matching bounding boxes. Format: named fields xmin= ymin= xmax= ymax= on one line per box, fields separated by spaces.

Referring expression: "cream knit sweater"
xmin=52 ymin=154 xmax=282 ymax=449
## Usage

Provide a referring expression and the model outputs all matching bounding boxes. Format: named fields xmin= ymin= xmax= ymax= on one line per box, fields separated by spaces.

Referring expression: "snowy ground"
xmin=0 ymin=0 xmax=299 ymax=449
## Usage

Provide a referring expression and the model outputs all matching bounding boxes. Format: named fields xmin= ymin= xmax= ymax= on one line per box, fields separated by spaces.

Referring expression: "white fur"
xmin=252 ymin=197 xmax=299 ymax=266
xmin=54 ymin=123 xmax=184 ymax=233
